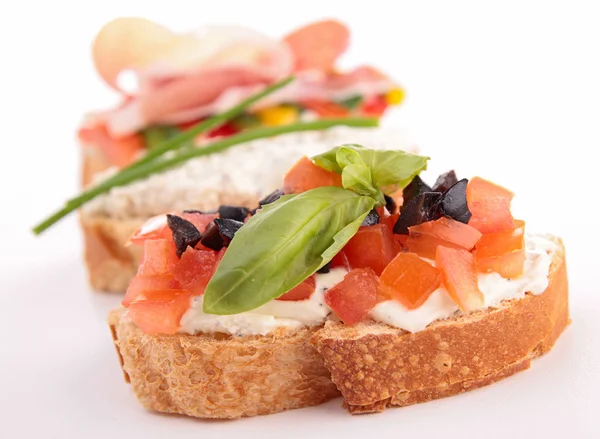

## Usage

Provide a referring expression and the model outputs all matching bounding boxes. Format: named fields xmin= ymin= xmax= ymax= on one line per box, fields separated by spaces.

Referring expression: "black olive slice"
xmin=218 ymin=205 xmax=250 ymax=222
xmin=166 ymin=214 xmax=202 ymax=257
xmin=402 ymin=175 xmax=433 ymax=206
xmin=317 ymin=261 xmax=332 ymax=274
xmin=440 ymin=178 xmax=471 ymax=224
xmin=393 ymin=192 xmax=443 ymax=235
xmin=259 ymin=188 xmax=284 ymax=207
xmin=200 ymin=218 xmax=244 ymax=251
xmin=361 ymin=209 xmax=380 ymax=227
xmin=432 ymin=170 xmax=459 ymax=193
xmin=384 ymin=194 xmax=397 ymax=214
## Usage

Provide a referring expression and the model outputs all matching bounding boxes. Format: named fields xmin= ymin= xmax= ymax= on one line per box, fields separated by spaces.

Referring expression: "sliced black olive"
xmin=361 ymin=209 xmax=380 ymax=226
xmin=218 ymin=205 xmax=250 ymax=222
xmin=258 ymin=189 xmax=284 ymax=207
xmin=166 ymin=214 xmax=202 ymax=257
xmin=384 ymin=194 xmax=397 ymax=214
xmin=182 ymin=209 xmax=218 ymax=215
xmin=317 ymin=261 xmax=332 ymax=274
xmin=440 ymin=178 xmax=471 ymax=224
xmin=402 ymin=175 xmax=432 ymax=206
xmin=393 ymin=192 xmax=443 ymax=235
xmin=200 ymin=218 xmax=244 ymax=251
xmin=251 ymin=188 xmax=285 ymax=214
xmin=432 ymin=170 xmax=459 ymax=193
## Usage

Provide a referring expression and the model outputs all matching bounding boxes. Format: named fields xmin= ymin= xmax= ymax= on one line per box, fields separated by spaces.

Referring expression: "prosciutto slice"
xmin=92 ymin=18 xmax=397 ymax=137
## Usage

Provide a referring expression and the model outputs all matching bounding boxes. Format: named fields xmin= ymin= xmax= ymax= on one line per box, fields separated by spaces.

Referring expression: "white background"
xmin=1 ymin=1 xmax=599 ymax=437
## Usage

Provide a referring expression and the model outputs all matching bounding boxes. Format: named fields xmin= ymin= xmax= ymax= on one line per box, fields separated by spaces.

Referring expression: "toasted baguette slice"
xmin=108 ymin=239 xmax=568 ymax=418
xmin=108 ymin=309 xmax=340 ymax=419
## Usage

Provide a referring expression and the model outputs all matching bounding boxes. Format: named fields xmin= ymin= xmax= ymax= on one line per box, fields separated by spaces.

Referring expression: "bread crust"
xmin=108 ymin=308 xmax=340 ymax=419
xmin=311 ymin=239 xmax=569 ymax=413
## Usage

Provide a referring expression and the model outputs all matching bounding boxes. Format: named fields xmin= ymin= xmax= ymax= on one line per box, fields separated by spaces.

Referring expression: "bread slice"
xmin=108 ymin=239 xmax=568 ymax=418
xmin=108 ymin=309 xmax=340 ymax=419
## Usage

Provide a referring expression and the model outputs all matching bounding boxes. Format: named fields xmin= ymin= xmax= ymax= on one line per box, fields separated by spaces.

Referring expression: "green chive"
xmin=32 ymin=117 xmax=379 ymax=235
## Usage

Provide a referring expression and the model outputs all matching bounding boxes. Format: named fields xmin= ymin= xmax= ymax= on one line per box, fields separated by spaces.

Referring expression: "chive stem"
xmin=32 ymin=117 xmax=379 ymax=235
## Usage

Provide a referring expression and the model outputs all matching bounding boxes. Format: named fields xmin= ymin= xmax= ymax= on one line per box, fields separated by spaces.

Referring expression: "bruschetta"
xmin=107 ymin=145 xmax=569 ymax=418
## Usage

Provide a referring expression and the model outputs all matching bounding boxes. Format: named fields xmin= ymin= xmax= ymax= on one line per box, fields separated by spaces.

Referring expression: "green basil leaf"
xmin=336 ymin=146 xmax=366 ymax=168
xmin=313 ymin=145 xmax=429 ymax=194
xmin=341 ymin=164 xmax=376 ymax=196
xmin=337 ymin=95 xmax=364 ymax=110
xmin=203 ymin=187 xmax=375 ymax=315
xmin=142 ymin=125 xmax=181 ymax=151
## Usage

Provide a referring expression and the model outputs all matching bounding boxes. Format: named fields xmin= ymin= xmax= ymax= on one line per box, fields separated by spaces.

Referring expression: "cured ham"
xmin=91 ymin=18 xmax=401 ymax=137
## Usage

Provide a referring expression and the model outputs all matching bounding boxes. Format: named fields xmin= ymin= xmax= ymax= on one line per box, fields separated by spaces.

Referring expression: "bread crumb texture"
xmin=108 ymin=309 xmax=340 ymax=418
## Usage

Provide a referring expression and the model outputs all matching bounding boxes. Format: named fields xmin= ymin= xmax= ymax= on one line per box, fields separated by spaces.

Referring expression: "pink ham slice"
xmin=93 ymin=18 xmax=398 ymax=137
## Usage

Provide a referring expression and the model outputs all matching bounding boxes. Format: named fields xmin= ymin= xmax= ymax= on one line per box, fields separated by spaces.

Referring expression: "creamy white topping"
xmin=84 ymin=126 xmax=413 ymax=219
xmin=370 ymin=234 xmax=557 ymax=333
xmin=179 ymin=268 xmax=346 ymax=336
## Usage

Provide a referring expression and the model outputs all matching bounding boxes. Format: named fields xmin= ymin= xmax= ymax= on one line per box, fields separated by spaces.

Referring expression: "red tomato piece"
xmin=128 ymin=214 xmax=172 ymax=246
xmin=138 ymin=239 xmax=179 ymax=276
xmin=78 ymin=122 xmax=143 ymax=168
xmin=128 ymin=289 xmax=193 ymax=335
xmin=301 ymin=100 xmax=349 ymax=118
xmin=380 ymin=252 xmax=442 ymax=309
xmin=435 ymin=246 xmax=484 ymax=312
xmin=181 ymin=211 xmax=217 ymax=234
xmin=284 ymin=20 xmax=350 ymax=71
xmin=207 ymin=121 xmax=239 ymax=138
xmin=324 ymin=268 xmax=381 ymax=325
xmin=343 ymin=224 xmax=399 ymax=275
xmin=467 ymin=177 xmax=515 ymax=234
xmin=475 ymin=220 xmax=526 ymax=278
xmin=122 ymin=274 xmax=177 ymax=307
xmin=172 ymin=247 xmax=224 ymax=295
xmin=382 ymin=213 xmax=400 ymax=235
xmin=406 ymin=217 xmax=482 ymax=260
xmin=361 ymin=95 xmax=388 ymax=117
xmin=278 ymin=276 xmax=317 ymax=301
xmin=330 ymin=251 xmax=350 ymax=270
xmin=283 ymin=156 xmax=343 ymax=194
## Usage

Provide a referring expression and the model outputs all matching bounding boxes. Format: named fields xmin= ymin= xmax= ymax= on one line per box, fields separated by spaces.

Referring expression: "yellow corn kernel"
xmin=385 ymin=88 xmax=405 ymax=106
xmin=256 ymin=105 xmax=299 ymax=126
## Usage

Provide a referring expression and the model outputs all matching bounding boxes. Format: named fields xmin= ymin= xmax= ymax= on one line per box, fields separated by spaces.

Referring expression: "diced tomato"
xmin=380 ymin=252 xmax=442 ymax=309
xmin=122 ymin=274 xmax=177 ymax=307
xmin=207 ymin=121 xmax=239 ymax=138
xmin=475 ymin=220 xmax=526 ymax=278
xmin=361 ymin=95 xmax=388 ymax=117
xmin=331 ymin=251 xmax=350 ymax=270
xmin=343 ymin=224 xmax=399 ymax=275
xmin=181 ymin=211 xmax=217 ymax=235
xmin=382 ymin=213 xmax=400 ymax=235
xmin=324 ymin=268 xmax=382 ymax=325
xmin=301 ymin=100 xmax=350 ymax=118
xmin=128 ymin=214 xmax=172 ymax=246
xmin=406 ymin=216 xmax=482 ymax=260
xmin=172 ymin=247 xmax=224 ymax=295
xmin=78 ymin=122 xmax=143 ymax=168
xmin=138 ymin=239 xmax=179 ymax=276
xmin=128 ymin=289 xmax=193 ymax=335
xmin=435 ymin=246 xmax=484 ymax=312
xmin=467 ymin=177 xmax=515 ymax=234
xmin=393 ymin=233 xmax=409 ymax=250
xmin=278 ymin=276 xmax=317 ymax=301
xmin=283 ymin=156 xmax=343 ymax=194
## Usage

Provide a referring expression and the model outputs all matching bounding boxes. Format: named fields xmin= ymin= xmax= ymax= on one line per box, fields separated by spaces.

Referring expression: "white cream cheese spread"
xmin=177 ymin=234 xmax=557 ymax=337
xmin=85 ymin=126 xmax=413 ymax=219
xmin=179 ymin=268 xmax=346 ymax=336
